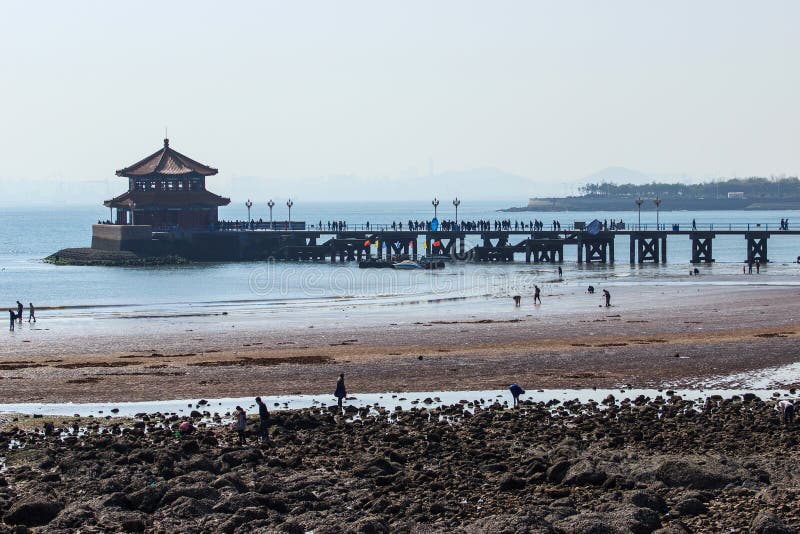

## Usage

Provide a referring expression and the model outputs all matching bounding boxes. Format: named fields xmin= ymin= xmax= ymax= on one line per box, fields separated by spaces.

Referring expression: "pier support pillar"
xmin=630 ymin=232 xmax=667 ymax=263
xmin=690 ymin=232 xmax=715 ymax=263
xmin=746 ymin=232 xmax=769 ymax=263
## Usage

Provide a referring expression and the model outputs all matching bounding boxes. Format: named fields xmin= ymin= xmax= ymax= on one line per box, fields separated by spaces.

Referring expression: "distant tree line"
xmin=577 ymin=177 xmax=800 ymax=199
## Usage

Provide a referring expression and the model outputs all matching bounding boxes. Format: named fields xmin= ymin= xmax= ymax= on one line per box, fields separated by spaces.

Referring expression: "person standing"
xmin=334 ymin=373 xmax=347 ymax=409
xmin=533 ymin=285 xmax=541 ymax=305
xmin=16 ymin=301 xmax=23 ymax=324
xmin=509 ymin=383 xmax=525 ymax=408
xmin=776 ymin=400 xmax=795 ymax=425
xmin=234 ymin=406 xmax=247 ymax=445
xmin=603 ymin=289 xmax=611 ymax=307
xmin=756 ymin=261 xmax=760 ymax=274
xmin=557 ymin=266 xmax=563 ymax=278
xmin=28 ymin=303 xmax=35 ymax=323
xmin=9 ymin=309 xmax=15 ymax=331
xmin=255 ymin=397 xmax=270 ymax=443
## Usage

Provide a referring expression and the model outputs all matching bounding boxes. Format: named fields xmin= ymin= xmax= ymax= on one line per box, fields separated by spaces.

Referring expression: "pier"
xmin=90 ymin=222 xmax=800 ymax=263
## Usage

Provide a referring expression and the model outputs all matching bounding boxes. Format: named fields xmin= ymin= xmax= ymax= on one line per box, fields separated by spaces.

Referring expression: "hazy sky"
xmin=1 ymin=1 xmax=798 ymax=202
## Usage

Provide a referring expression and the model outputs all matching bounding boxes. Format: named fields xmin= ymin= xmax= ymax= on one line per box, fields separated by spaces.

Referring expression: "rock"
xmin=350 ymin=515 xmax=391 ymax=534
xmin=463 ymin=514 xmax=554 ymax=533
xmin=653 ymin=459 xmax=735 ymax=489
xmin=498 ymin=473 xmax=526 ymax=491
xmin=751 ymin=511 xmax=797 ymax=534
xmin=546 ymin=460 xmax=571 ymax=483
xmin=160 ymin=484 xmax=220 ymax=507
xmin=674 ymin=497 xmax=707 ymax=517
xmin=161 ymin=496 xmax=213 ymax=519
xmin=554 ymin=506 xmax=660 ymax=534
xmin=3 ymin=499 xmax=63 ymax=527
xmin=628 ymin=490 xmax=667 ymax=513
xmin=562 ymin=460 xmax=607 ymax=486
xmin=180 ymin=440 xmax=200 ymax=454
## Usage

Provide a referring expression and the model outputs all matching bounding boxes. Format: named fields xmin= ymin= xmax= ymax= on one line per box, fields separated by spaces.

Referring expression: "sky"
xmin=0 ymin=0 xmax=798 ymax=204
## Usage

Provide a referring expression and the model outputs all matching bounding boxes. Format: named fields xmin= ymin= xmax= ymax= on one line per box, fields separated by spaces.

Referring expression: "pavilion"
xmin=104 ymin=138 xmax=230 ymax=229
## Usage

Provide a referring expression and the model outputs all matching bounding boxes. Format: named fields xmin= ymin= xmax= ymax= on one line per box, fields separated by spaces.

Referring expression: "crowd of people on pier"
xmin=8 ymin=300 xmax=35 ymax=331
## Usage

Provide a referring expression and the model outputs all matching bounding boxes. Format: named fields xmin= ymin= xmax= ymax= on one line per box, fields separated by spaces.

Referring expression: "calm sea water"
xmin=0 ymin=202 xmax=799 ymax=323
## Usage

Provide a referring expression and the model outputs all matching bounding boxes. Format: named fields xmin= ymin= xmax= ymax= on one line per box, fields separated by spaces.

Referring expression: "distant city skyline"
xmin=1 ymin=0 xmax=798 ymax=204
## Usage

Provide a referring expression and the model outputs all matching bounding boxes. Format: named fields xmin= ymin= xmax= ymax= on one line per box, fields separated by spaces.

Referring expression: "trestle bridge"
xmin=204 ymin=225 xmax=798 ymax=264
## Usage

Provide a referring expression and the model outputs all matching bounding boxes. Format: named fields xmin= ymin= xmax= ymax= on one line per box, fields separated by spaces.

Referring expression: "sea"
xmin=0 ymin=201 xmax=799 ymax=333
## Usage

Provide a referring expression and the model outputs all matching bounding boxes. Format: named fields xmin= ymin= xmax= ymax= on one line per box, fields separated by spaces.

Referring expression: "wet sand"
xmin=1 ymin=283 xmax=799 ymax=403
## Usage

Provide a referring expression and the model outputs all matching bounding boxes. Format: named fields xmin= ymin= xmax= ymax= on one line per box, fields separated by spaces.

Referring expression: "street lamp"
xmin=635 ymin=197 xmax=643 ymax=230
xmin=267 ymin=199 xmax=275 ymax=230
xmin=432 ymin=197 xmax=440 ymax=219
xmin=245 ymin=199 xmax=253 ymax=227
xmin=653 ymin=196 xmax=662 ymax=230
xmin=286 ymin=199 xmax=293 ymax=229
xmin=453 ymin=197 xmax=460 ymax=228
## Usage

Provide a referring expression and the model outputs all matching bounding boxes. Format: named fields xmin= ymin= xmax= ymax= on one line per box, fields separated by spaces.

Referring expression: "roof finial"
xmin=164 ymin=127 xmax=169 ymax=147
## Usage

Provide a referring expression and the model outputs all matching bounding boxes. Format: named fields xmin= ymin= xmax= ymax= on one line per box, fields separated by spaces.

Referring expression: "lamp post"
xmin=432 ymin=197 xmax=439 ymax=220
xmin=653 ymin=196 xmax=662 ymax=230
xmin=453 ymin=197 xmax=460 ymax=228
xmin=267 ymin=199 xmax=275 ymax=230
xmin=635 ymin=197 xmax=643 ymax=230
xmin=245 ymin=199 xmax=253 ymax=228
xmin=286 ymin=199 xmax=293 ymax=229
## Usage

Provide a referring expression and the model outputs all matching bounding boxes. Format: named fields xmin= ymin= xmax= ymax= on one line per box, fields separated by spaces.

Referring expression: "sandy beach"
xmin=1 ymin=282 xmax=799 ymax=403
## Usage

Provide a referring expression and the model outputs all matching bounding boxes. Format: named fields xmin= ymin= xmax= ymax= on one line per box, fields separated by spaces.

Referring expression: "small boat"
xmin=392 ymin=259 xmax=423 ymax=270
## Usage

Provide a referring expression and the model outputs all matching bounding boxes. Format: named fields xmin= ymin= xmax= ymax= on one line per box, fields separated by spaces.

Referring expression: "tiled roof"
xmin=104 ymin=190 xmax=230 ymax=208
xmin=115 ymin=139 xmax=218 ymax=178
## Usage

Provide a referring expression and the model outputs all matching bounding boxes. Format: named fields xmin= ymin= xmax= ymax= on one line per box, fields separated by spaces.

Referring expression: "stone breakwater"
xmin=0 ymin=394 xmax=799 ymax=533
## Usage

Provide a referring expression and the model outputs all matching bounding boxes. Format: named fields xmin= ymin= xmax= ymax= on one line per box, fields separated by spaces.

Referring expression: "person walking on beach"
xmin=256 ymin=397 xmax=270 ymax=443
xmin=557 ymin=266 xmax=563 ymax=278
xmin=28 ymin=303 xmax=35 ymax=323
xmin=748 ymin=262 xmax=753 ymax=274
xmin=16 ymin=301 xmax=23 ymax=324
xmin=234 ymin=406 xmax=247 ymax=445
xmin=533 ymin=285 xmax=541 ymax=305
xmin=509 ymin=383 xmax=525 ymax=408
xmin=602 ymin=289 xmax=611 ymax=307
xmin=9 ymin=309 xmax=15 ymax=331
xmin=756 ymin=261 xmax=760 ymax=274
xmin=334 ymin=373 xmax=347 ymax=409
xmin=776 ymin=399 xmax=795 ymax=425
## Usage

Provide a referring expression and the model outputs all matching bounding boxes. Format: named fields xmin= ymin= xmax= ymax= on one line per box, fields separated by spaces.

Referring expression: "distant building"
xmin=727 ymin=192 xmax=745 ymax=199
xmin=104 ymin=138 xmax=230 ymax=228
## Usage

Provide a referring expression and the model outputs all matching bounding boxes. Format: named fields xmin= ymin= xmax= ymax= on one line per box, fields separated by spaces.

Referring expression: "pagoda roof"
xmin=116 ymin=139 xmax=218 ymax=178
xmin=104 ymin=190 xmax=231 ymax=209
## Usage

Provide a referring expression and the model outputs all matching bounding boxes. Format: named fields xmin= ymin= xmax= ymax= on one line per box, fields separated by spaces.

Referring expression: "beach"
xmin=2 ymin=282 xmax=799 ymax=403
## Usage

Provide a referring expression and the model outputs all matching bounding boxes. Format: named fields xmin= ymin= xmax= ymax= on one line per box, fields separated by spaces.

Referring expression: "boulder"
xmin=673 ymin=497 xmax=707 ymax=517
xmin=3 ymin=499 xmax=63 ymax=527
xmin=751 ymin=512 xmax=797 ymax=534
xmin=653 ymin=460 xmax=735 ymax=489
xmin=562 ymin=460 xmax=608 ymax=486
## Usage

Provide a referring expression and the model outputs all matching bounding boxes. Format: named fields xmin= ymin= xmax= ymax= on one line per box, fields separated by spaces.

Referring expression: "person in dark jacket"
xmin=255 ymin=397 xmax=270 ymax=443
xmin=334 ymin=374 xmax=347 ymax=409
xmin=9 ymin=309 xmax=15 ymax=331
xmin=16 ymin=301 xmax=23 ymax=324
xmin=509 ymin=383 xmax=525 ymax=408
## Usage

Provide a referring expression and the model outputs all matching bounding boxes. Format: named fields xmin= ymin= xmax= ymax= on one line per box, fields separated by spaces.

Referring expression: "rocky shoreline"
xmin=1 ymin=393 xmax=798 ymax=532
xmin=45 ymin=248 xmax=188 ymax=267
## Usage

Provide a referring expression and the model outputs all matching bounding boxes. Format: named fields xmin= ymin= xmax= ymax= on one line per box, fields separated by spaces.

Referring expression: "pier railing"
xmin=213 ymin=221 xmax=788 ymax=233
